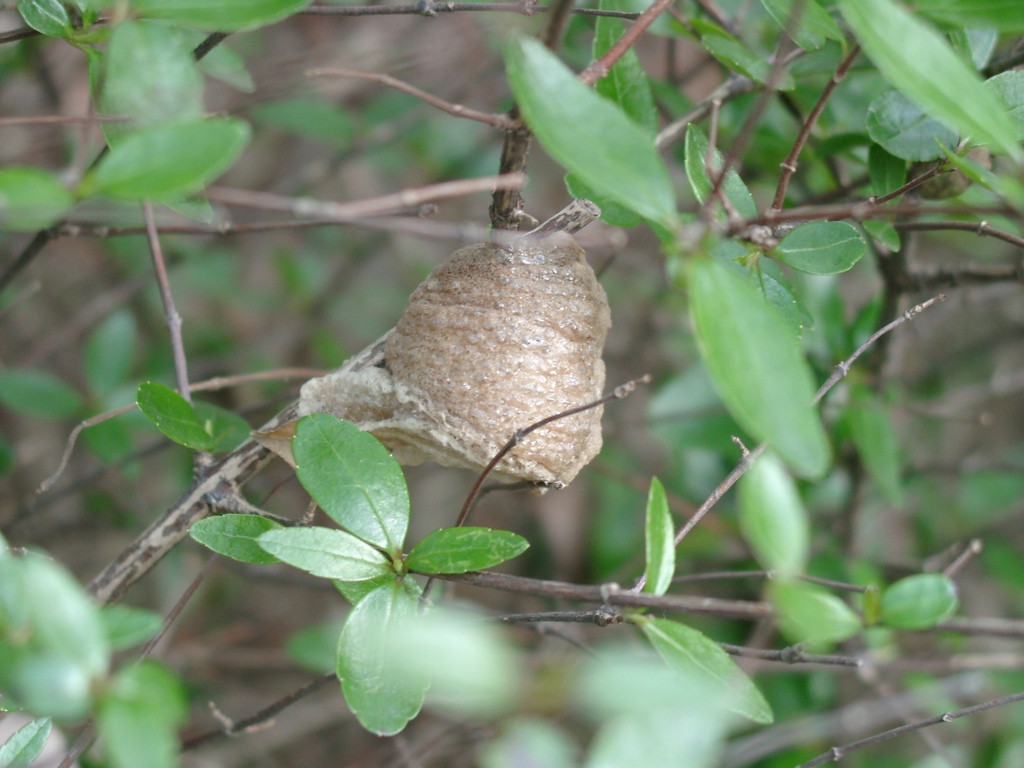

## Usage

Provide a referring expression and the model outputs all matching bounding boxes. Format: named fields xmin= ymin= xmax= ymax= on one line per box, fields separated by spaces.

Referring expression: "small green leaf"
xmin=738 ymin=451 xmax=809 ymax=578
xmin=10 ymin=656 xmax=92 ymax=722
xmin=82 ymin=118 xmax=251 ymax=201
xmin=136 ymin=381 xmax=214 ymax=451
xmin=258 ymin=527 xmax=392 ymax=581
xmin=643 ymin=477 xmax=674 ymax=596
xmin=915 ymin=0 xmax=1024 ymax=32
xmin=593 ymin=0 xmax=657 ymax=135
xmin=0 ymin=716 xmax=51 ymax=768
xmin=839 ymin=0 xmax=1023 ymax=160
xmin=0 ymin=167 xmax=74 ymax=231
xmin=684 ymin=125 xmax=757 ymax=219
xmin=772 ymin=222 xmax=865 ymax=275
xmin=98 ymin=605 xmax=163 ymax=651
xmin=251 ymin=97 xmax=353 ymax=146
xmin=193 ymin=401 xmax=251 ymax=453
xmin=866 ymin=90 xmax=958 ymax=162
xmin=770 ymin=581 xmax=861 ymax=645
xmin=83 ymin=310 xmax=136 ymax=398
xmin=879 ymin=573 xmax=959 ymax=629
xmin=97 ymin=662 xmax=186 ymax=768
xmin=286 ymin=621 xmax=344 ymax=674
xmin=17 ymin=0 xmax=70 ymax=36
xmin=405 ymin=527 xmax=529 ymax=575
xmin=759 ymin=0 xmax=843 ymax=51
xmin=842 ymin=384 xmax=903 ymax=506
xmin=862 ymin=584 xmax=881 ymax=627
xmin=637 ymin=616 xmax=774 ymax=725
xmin=986 ymin=71 xmax=1024 ymax=141
xmin=336 ymin=582 xmax=428 ymax=735
xmin=0 ymin=369 xmax=81 ymax=420
xmin=687 ymin=254 xmax=830 ymax=478
xmin=190 ymin=514 xmax=283 ymax=564
xmin=130 ymin=0 xmax=314 ymax=30
xmin=862 ymin=220 xmax=900 ymax=251
xmin=694 ymin=20 xmax=794 ymax=90
xmin=749 ymin=258 xmax=808 ymax=336
xmin=334 ymin=573 xmax=399 ymax=606
xmin=868 ymin=143 xmax=906 ymax=197
xmin=505 ymin=36 xmax=678 ymax=232
xmin=292 ymin=414 xmax=409 ymax=554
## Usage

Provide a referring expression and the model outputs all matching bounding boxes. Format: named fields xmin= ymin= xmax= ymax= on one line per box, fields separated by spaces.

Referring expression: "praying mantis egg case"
xmin=298 ymin=230 xmax=611 ymax=487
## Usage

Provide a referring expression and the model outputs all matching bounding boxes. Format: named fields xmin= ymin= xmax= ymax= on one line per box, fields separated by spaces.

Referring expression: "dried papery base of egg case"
xmin=297 ymin=229 xmax=611 ymax=487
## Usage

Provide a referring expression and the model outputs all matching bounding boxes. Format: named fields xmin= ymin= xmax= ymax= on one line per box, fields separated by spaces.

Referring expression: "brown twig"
xmin=306 ymin=68 xmax=513 ymax=129
xmin=894 ymin=220 xmax=1024 ymax=250
xmin=578 ymin=0 xmax=677 ymax=86
xmin=300 ymin=2 xmax=641 ymax=18
xmin=143 ymin=202 xmax=191 ymax=403
xmin=0 ymin=115 xmax=128 ymax=127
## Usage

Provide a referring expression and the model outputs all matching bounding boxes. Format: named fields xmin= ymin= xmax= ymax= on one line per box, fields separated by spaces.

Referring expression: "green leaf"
xmin=130 ymin=0 xmax=314 ymax=30
xmin=405 ymin=527 xmax=529 ymax=575
xmin=82 ymin=118 xmax=251 ymax=201
xmin=686 ymin=254 xmax=830 ymax=478
xmin=251 ymin=97 xmax=353 ymax=146
xmin=98 ymin=605 xmax=163 ymax=651
xmin=986 ymin=71 xmax=1024 ymax=141
xmin=770 ymin=580 xmax=861 ymax=645
xmin=879 ymin=573 xmax=959 ymax=629
xmin=843 ymin=384 xmax=903 ymax=505
xmin=0 ymin=167 xmax=74 ymax=231
xmin=694 ymin=20 xmax=794 ymax=90
xmin=136 ymin=381 xmax=214 ymax=451
xmin=593 ymin=0 xmax=657 ymax=135
xmin=193 ymin=401 xmax=251 ymax=453
xmin=0 ymin=369 xmax=81 ymax=420
xmin=20 ymin=551 xmax=110 ymax=677
xmin=334 ymin=573 xmax=399 ymax=606
xmin=862 ymin=220 xmax=900 ymax=251
xmin=83 ymin=310 xmax=136 ymax=398
xmin=292 ymin=414 xmax=409 ymax=554
xmin=0 ymin=716 xmax=51 ymax=768
xmin=258 ymin=527 xmax=392 ymax=580
xmin=866 ymin=89 xmax=958 ymax=162
xmin=838 ymin=0 xmax=1023 ymax=161
xmin=759 ymin=0 xmax=843 ymax=51
xmin=97 ymin=21 xmax=204 ymax=145
xmin=16 ymin=0 xmax=70 ymax=36
xmin=643 ymin=477 xmax=674 ymax=596
xmin=637 ymin=616 xmax=773 ymax=725
xmin=914 ymin=0 xmax=1024 ymax=32
xmin=683 ymin=125 xmax=757 ymax=219
xmin=97 ymin=662 xmax=186 ymax=768
xmin=738 ymin=451 xmax=809 ymax=578
xmin=478 ymin=719 xmax=577 ymax=768
xmin=286 ymin=621 xmax=344 ymax=674
xmin=771 ymin=222 xmax=865 ymax=275
xmin=505 ymin=36 xmax=678 ymax=232
xmin=10 ymin=656 xmax=92 ymax=722
xmin=189 ymin=514 xmax=284 ymax=564
xmin=195 ymin=38 xmax=255 ymax=92
xmin=868 ymin=143 xmax=906 ymax=197
xmin=336 ymin=582 xmax=428 ymax=735
xmin=749 ymin=257 xmax=808 ymax=336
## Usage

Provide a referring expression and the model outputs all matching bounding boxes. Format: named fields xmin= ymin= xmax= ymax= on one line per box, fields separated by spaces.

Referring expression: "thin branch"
xmin=894 ymin=220 xmax=1024 ymax=250
xmin=942 ymin=539 xmax=984 ymax=579
xmin=143 ymin=202 xmax=191 ymax=402
xmin=0 ymin=230 xmax=53 ymax=298
xmin=300 ymin=2 xmax=641 ymax=17
xmin=654 ymin=74 xmax=758 ymax=150
xmin=578 ymin=0 xmax=676 ymax=86
xmin=306 ymin=68 xmax=513 ymax=129
xmin=769 ymin=45 xmax=860 ymax=214
xmin=719 ymin=643 xmax=862 ymax=668
xmin=796 ymin=691 xmax=1024 ymax=768
xmin=0 ymin=115 xmax=128 ymax=127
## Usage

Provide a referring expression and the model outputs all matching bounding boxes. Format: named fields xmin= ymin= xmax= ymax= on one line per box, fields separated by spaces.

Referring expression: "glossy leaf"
xmin=505 ymin=37 xmax=678 ymax=231
xmin=258 ymin=527 xmax=392 ymax=580
xmin=0 ymin=167 xmax=73 ymax=231
xmin=97 ymin=662 xmax=186 ymax=768
xmin=986 ymin=71 xmax=1024 ymax=140
xmin=879 ymin=573 xmax=959 ymax=629
xmin=866 ymin=90 xmax=958 ymax=162
xmin=130 ymin=0 xmax=314 ymax=30
xmin=770 ymin=581 xmax=861 ymax=645
xmin=914 ymin=0 xmax=1024 ymax=32
xmin=82 ymin=118 xmax=251 ymax=201
xmin=684 ymin=125 xmax=757 ymax=219
xmin=0 ymin=369 xmax=81 ymax=420
xmin=16 ymin=0 xmax=70 ymax=36
xmin=637 ymin=616 xmax=773 ymax=725
xmin=193 ymin=401 xmax=251 ymax=453
xmin=0 ymin=716 xmax=51 ymax=767
xmin=336 ymin=582 xmax=428 ymax=735
xmin=839 ymin=0 xmax=1023 ymax=161
xmin=862 ymin=220 xmax=900 ymax=251
xmin=98 ymin=605 xmax=163 ymax=651
xmin=772 ymin=222 xmax=865 ymax=275
xmin=749 ymin=257 xmax=807 ymax=336
xmin=405 ymin=527 xmax=529 ymax=575
xmin=843 ymin=384 xmax=903 ymax=506
xmin=687 ymin=255 xmax=830 ymax=478
xmin=136 ymin=381 xmax=214 ymax=451
xmin=334 ymin=572 xmax=399 ymax=606
xmin=593 ymin=0 xmax=657 ymax=135
xmin=868 ymin=143 xmax=906 ymax=197
xmin=759 ymin=0 xmax=842 ymax=51
xmin=643 ymin=477 xmax=674 ymax=596
xmin=83 ymin=310 xmax=136 ymax=398
xmin=738 ymin=451 xmax=809 ymax=578
xmin=292 ymin=414 xmax=409 ymax=554
xmin=190 ymin=514 xmax=284 ymax=564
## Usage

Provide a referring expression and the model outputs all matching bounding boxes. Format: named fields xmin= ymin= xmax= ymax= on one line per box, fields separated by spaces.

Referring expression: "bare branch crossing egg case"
xmin=297 ymin=230 xmax=611 ymax=487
